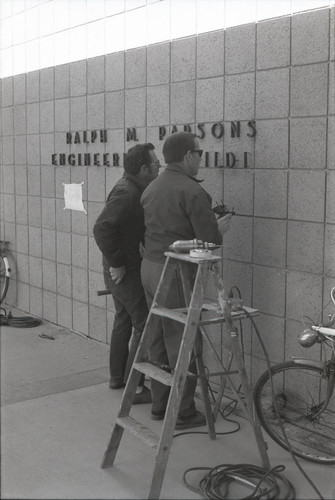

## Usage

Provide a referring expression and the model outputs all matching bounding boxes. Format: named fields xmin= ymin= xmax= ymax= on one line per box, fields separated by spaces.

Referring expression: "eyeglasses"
xmin=149 ymin=161 xmax=161 ymax=167
xmin=190 ymin=149 xmax=203 ymax=158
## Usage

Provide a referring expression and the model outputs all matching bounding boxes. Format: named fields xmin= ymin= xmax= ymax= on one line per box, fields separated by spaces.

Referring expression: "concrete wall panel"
xmin=87 ymin=56 xmax=105 ymax=95
xmin=147 ymin=85 xmax=170 ymax=126
xmin=256 ymin=68 xmax=289 ymax=118
xmin=147 ymin=43 xmax=170 ymax=86
xmin=326 ymin=171 xmax=335 ymax=223
xmin=126 ymin=48 xmax=147 ymax=89
xmin=26 ymin=71 xmax=40 ymax=103
xmin=55 ymin=64 xmax=70 ymax=99
xmin=225 ymin=24 xmax=255 ymax=74
xmin=253 ymin=218 xmax=287 ymax=268
xmin=255 ymin=119 xmax=288 ymax=168
xmin=1 ymin=6 xmax=334 ymax=381
xmin=196 ymin=78 xmax=224 ymax=122
xmin=288 ymin=170 xmax=326 ymax=222
xmin=171 ymin=37 xmax=196 ymax=82
xmin=197 ymin=31 xmax=225 ymax=78
xmin=70 ymin=61 xmax=87 ymax=97
xmin=170 ymin=80 xmax=196 ymax=123
xmin=257 ymin=17 xmax=290 ymax=70
xmin=14 ymin=136 xmax=26 ymax=165
xmin=290 ymin=117 xmax=327 ymax=169
xmin=290 ymin=63 xmax=328 ymax=116
xmin=254 ymin=170 xmax=287 ymax=218
xmin=291 ymin=9 xmax=329 ymax=65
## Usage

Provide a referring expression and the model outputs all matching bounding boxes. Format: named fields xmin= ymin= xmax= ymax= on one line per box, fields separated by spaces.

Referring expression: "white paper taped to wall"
xmin=63 ymin=182 xmax=87 ymax=214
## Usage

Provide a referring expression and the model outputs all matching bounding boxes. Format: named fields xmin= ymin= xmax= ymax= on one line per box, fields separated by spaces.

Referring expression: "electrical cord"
xmin=206 ymin=366 xmax=241 ymax=420
xmin=173 ymin=367 xmax=241 ymax=439
xmin=183 ymin=463 xmax=296 ymax=499
xmin=0 ymin=307 xmax=42 ymax=328
xmin=174 ymin=408 xmax=240 ymax=438
xmin=228 ymin=286 xmax=245 ymax=366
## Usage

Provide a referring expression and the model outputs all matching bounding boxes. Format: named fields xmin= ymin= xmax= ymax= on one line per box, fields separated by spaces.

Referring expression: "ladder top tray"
xmin=164 ymin=251 xmax=222 ymax=263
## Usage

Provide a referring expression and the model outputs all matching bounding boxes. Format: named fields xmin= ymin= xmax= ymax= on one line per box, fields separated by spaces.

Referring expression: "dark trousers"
xmin=104 ymin=268 xmax=148 ymax=386
xmin=141 ymin=258 xmax=198 ymax=418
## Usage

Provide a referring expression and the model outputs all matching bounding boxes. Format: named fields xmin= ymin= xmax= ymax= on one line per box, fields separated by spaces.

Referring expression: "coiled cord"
xmin=183 ymin=463 xmax=296 ymax=499
xmin=0 ymin=307 xmax=42 ymax=328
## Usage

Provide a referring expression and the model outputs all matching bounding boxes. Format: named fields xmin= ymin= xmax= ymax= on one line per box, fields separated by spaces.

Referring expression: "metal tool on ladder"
xmin=101 ymin=251 xmax=270 ymax=500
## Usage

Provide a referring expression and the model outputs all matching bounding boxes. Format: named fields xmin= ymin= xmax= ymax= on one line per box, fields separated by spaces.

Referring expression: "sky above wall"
xmin=0 ymin=0 xmax=334 ymax=78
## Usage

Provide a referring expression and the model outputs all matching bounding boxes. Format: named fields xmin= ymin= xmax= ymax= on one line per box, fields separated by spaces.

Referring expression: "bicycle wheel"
xmin=0 ymin=255 xmax=10 ymax=304
xmin=254 ymin=361 xmax=335 ymax=463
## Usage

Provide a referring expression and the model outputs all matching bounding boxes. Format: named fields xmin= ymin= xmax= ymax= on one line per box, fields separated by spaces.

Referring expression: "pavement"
xmin=1 ymin=307 xmax=334 ymax=500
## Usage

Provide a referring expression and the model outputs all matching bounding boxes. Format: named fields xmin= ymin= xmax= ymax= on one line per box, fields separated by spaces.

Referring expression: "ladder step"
xmin=133 ymin=362 xmax=173 ymax=386
xmin=150 ymin=305 xmax=258 ymax=325
xmin=151 ymin=306 xmax=187 ymax=323
xmin=199 ymin=306 xmax=259 ymax=326
xmin=116 ymin=416 xmax=159 ymax=449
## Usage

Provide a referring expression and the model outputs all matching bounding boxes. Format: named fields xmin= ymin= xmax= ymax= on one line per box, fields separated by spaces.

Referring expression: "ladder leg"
xmin=229 ymin=331 xmax=270 ymax=470
xmin=101 ymin=423 xmax=124 ymax=468
xmin=148 ymin=425 xmax=177 ymax=500
xmin=194 ymin=340 xmax=216 ymax=439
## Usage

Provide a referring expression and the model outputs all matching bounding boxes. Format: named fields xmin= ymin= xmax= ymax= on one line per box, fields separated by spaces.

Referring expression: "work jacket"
xmin=141 ymin=163 xmax=222 ymax=263
xmin=93 ymin=172 xmax=146 ymax=271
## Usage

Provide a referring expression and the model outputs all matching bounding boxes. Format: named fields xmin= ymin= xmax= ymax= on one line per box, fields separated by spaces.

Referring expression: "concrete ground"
xmin=1 ymin=308 xmax=334 ymax=500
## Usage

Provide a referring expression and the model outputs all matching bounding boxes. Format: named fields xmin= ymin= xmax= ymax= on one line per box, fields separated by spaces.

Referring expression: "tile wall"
xmin=1 ymin=7 xmax=334 ymax=383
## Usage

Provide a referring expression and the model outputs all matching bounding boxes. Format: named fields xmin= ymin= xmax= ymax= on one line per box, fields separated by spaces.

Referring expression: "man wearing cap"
xmin=140 ymin=132 xmax=231 ymax=428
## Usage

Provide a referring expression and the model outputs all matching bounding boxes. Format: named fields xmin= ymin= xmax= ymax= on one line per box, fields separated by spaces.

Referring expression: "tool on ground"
xmin=101 ymin=251 xmax=270 ymax=499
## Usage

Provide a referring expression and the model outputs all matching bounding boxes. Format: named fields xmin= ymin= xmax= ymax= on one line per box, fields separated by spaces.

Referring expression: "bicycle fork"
xmin=292 ymin=355 xmax=335 ymax=417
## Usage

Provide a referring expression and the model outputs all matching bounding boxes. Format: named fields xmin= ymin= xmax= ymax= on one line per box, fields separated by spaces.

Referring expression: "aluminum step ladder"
xmin=101 ymin=251 xmax=270 ymax=499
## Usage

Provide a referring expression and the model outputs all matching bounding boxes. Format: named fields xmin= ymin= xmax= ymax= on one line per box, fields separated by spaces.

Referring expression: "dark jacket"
xmin=93 ymin=173 xmax=146 ymax=271
xmin=141 ymin=163 xmax=222 ymax=263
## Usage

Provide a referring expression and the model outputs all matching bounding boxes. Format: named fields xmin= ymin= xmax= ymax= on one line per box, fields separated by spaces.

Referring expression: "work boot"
xmin=175 ymin=411 xmax=206 ymax=430
xmin=151 ymin=409 xmax=166 ymax=420
xmin=133 ymin=386 xmax=152 ymax=405
xmin=109 ymin=378 xmax=125 ymax=389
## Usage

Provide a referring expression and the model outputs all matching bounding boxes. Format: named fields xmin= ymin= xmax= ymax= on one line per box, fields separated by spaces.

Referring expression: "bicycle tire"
xmin=0 ymin=255 xmax=10 ymax=304
xmin=254 ymin=360 xmax=335 ymax=464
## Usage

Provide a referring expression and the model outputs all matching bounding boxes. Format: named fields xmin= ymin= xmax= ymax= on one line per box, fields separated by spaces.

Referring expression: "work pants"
xmin=104 ymin=268 xmax=148 ymax=386
xmin=141 ymin=258 xmax=198 ymax=417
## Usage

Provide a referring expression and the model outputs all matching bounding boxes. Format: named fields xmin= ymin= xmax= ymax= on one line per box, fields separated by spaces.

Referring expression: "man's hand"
xmin=110 ymin=265 xmax=126 ymax=284
xmin=217 ymin=213 xmax=232 ymax=235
